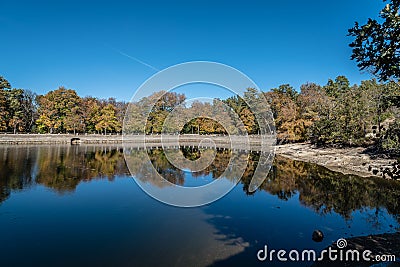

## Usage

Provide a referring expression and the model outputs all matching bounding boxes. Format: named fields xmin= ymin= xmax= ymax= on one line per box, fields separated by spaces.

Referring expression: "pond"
xmin=0 ymin=145 xmax=399 ymax=266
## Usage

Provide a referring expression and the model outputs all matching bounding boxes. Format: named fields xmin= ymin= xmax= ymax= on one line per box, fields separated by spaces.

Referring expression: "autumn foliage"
xmin=0 ymin=74 xmax=399 ymax=152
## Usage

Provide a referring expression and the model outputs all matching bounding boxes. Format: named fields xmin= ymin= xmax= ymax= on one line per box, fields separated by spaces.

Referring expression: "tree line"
xmin=264 ymin=77 xmax=400 ymax=152
xmin=0 ymin=76 xmax=127 ymax=134
xmin=124 ymin=76 xmax=399 ymax=152
xmin=1 ymin=74 xmax=399 ymax=153
xmin=124 ymin=87 xmax=268 ymax=136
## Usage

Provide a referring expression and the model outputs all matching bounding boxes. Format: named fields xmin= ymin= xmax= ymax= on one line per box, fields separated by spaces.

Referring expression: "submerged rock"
xmin=312 ymin=230 xmax=324 ymax=242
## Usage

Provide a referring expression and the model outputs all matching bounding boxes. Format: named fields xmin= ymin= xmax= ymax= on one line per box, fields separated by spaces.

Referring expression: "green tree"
xmin=146 ymin=91 xmax=186 ymax=134
xmin=271 ymin=84 xmax=298 ymax=101
xmin=223 ymin=95 xmax=248 ymax=134
xmin=324 ymin=76 xmax=350 ymax=97
xmin=242 ymin=88 xmax=265 ymax=134
xmin=348 ymin=0 xmax=400 ymax=82
xmin=307 ymin=76 xmax=367 ymax=146
xmin=348 ymin=1 xmax=400 ymax=153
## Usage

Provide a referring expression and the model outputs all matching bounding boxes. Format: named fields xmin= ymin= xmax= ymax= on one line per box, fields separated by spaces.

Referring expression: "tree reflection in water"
xmin=0 ymin=145 xmax=399 ymax=224
xmin=0 ymin=145 xmax=129 ymax=202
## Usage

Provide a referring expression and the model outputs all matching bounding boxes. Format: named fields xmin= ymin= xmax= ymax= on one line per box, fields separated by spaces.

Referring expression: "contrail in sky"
xmin=107 ymin=45 xmax=160 ymax=72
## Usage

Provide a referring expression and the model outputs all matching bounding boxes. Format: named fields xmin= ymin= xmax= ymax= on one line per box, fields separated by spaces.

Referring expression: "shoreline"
xmin=0 ymin=134 xmax=397 ymax=179
xmin=0 ymin=134 xmax=268 ymax=145
xmin=0 ymin=133 xmax=124 ymax=145
xmin=275 ymin=143 xmax=396 ymax=179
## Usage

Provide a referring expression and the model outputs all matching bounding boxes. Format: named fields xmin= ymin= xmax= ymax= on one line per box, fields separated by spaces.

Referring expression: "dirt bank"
xmin=275 ymin=143 xmax=397 ymax=178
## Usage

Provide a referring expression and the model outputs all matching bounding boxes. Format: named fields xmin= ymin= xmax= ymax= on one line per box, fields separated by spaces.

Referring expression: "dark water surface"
xmin=0 ymin=145 xmax=399 ymax=267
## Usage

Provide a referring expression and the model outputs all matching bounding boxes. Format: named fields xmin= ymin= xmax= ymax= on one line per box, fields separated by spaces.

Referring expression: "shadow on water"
xmin=204 ymin=154 xmax=400 ymax=266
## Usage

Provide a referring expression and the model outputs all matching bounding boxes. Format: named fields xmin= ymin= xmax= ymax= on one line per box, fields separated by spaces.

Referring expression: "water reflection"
xmin=257 ymin=155 xmax=400 ymax=221
xmin=0 ymin=145 xmax=129 ymax=203
xmin=0 ymin=145 xmax=399 ymax=224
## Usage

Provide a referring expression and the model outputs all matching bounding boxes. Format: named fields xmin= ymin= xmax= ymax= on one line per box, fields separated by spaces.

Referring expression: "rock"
xmin=275 ymin=143 xmax=395 ymax=178
xmin=312 ymin=230 xmax=324 ymax=242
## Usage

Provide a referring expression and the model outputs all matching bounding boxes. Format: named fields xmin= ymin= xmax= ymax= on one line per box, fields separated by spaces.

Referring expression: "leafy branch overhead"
xmin=348 ymin=0 xmax=400 ymax=82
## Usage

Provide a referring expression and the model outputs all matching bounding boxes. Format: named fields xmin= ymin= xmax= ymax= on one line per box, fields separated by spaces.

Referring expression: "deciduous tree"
xmin=36 ymin=87 xmax=81 ymax=133
xmin=95 ymin=104 xmax=121 ymax=134
xmin=348 ymin=0 xmax=400 ymax=82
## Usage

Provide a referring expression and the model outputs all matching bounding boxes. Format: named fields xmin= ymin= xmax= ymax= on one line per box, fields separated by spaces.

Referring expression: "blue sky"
xmin=0 ymin=0 xmax=384 ymax=101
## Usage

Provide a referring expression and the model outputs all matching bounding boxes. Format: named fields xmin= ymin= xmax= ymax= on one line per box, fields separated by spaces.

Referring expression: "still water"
xmin=0 ymin=145 xmax=399 ymax=267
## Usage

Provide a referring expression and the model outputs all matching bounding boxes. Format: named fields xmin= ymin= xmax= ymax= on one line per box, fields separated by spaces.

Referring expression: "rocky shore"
xmin=275 ymin=143 xmax=397 ymax=178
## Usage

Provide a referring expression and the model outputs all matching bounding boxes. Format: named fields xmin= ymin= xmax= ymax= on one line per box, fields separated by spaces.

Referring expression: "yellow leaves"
xmin=239 ymin=107 xmax=256 ymax=133
xmin=265 ymin=90 xmax=311 ymax=142
xmin=0 ymin=90 xmax=8 ymax=131
xmin=95 ymin=104 xmax=121 ymax=134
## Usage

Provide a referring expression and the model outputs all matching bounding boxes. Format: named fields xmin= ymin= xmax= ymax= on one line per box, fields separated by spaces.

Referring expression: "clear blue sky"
xmin=0 ymin=0 xmax=384 ymax=101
